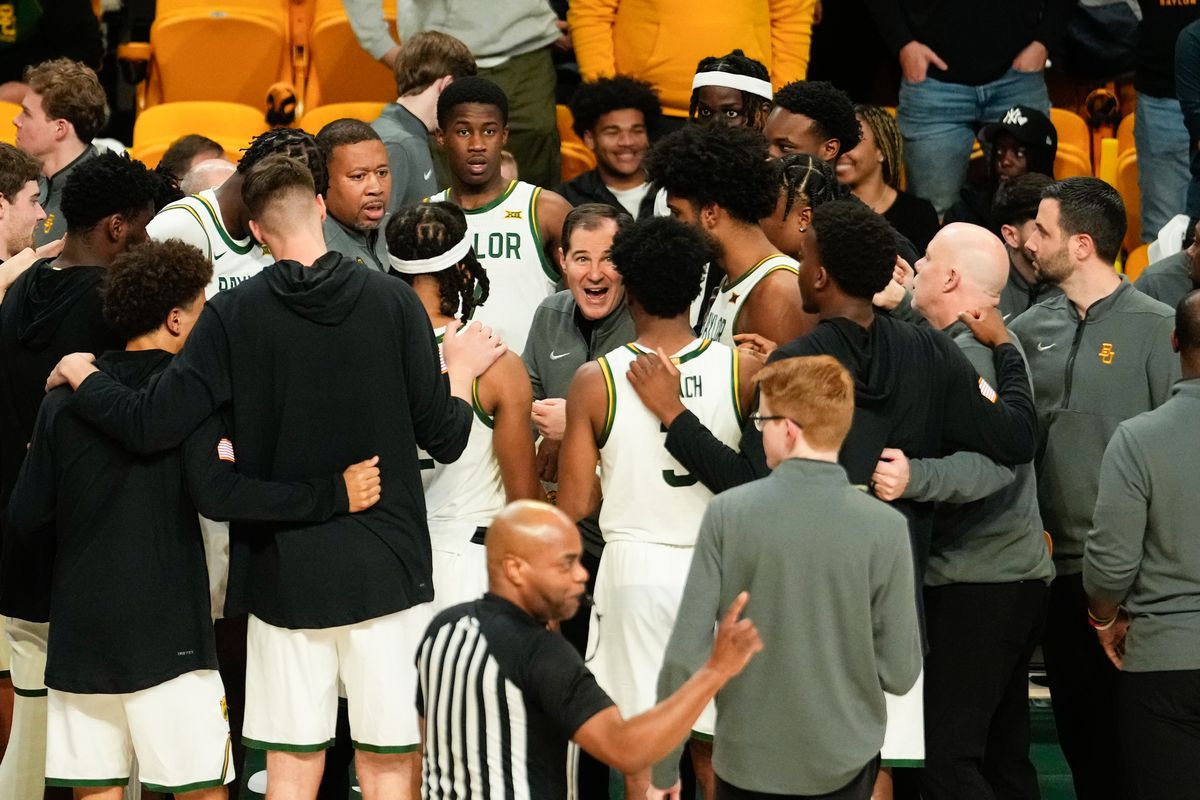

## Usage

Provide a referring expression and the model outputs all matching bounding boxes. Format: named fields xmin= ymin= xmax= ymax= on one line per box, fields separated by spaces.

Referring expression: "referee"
xmin=416 ymin=500 xmax=762 ymax=800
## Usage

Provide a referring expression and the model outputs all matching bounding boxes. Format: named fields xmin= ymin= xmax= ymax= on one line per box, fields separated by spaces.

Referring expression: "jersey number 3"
xmin=660 ymin=423 xmax=698 ymax=487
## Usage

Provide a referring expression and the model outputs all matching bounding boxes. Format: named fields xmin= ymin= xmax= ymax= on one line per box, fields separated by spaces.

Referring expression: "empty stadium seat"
xmin=130 ymin=101 xmax=268 ymax=169
xmin=1123 ymin=243 xmax=1150 ymax=281
xmin=1049 ymin=108 xmax=1092 ymax=180
xmin=0 ymin=101 xmax=21 ymax=146
xmin=1098 ymin=114 xmax=1141 ymax=253
xmin=298 ymin=102 xmax=388 ymax=134
xmin=560 ymin=142 xmax=597 ymax=183
xmin=557 ymin=105 xmax=586 ymax=149
xmin=120 ymin=0 xmax=292 ymax=110
xmin=304 ymin=0 xmax=397 ymax=109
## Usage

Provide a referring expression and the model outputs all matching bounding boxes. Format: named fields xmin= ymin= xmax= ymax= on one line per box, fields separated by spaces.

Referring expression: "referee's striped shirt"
xmin=416 ymin=593 xmax=614 ymax=800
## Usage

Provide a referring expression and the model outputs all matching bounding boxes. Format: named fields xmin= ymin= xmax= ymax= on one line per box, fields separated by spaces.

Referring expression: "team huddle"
xmin=0 ymin=16 xmax=1195 ymax=800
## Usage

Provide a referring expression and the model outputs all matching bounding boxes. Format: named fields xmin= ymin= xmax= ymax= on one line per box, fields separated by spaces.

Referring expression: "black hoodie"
xmin=65 ymin=252 xmax=473 ymax=629
xmin=0 ymin=260 xmax=122 ymax=613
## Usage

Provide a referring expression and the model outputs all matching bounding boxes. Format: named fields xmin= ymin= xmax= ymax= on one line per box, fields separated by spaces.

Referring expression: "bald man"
xmin=414 ymin=500 xmax=762 ymax=800
xmin=872 ymin=223 xmax=1054 ymax=800
xmin=180 ymin=158 xmax=236 ymax=196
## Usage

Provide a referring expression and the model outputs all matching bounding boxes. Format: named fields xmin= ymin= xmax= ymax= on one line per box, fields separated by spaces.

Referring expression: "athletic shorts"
xmin=881 ymin=669 xmax=925 ymax=767
xmin=45 ymin=669 xmax=233 ymax=793
xmin=6 ymin=617 xmax=48 ymax=696
xmin=586 ymin=539 xmax=716 ymax=736
xmin=428 ymin=519 xmax=488 ymax=615
xmin=0 ymin=624 xmax=9 ymax=678
xmin=243 ymin=605 xmax=432 ymax=753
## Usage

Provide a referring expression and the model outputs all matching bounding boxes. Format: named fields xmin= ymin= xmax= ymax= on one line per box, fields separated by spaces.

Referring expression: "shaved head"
xmin=912 ymin=223 xmax=1011 ymax=328
xmin=180 ymin=158 xmax=235 ymax=195
xmin=935 ymin=223 xmax=1010 ymax=297
xmin=486 ymin=501 xmax=589 ymax=623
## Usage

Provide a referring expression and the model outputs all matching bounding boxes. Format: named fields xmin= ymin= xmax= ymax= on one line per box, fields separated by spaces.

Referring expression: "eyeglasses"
xmin=749 ymin=414 xmax=796 ymax=432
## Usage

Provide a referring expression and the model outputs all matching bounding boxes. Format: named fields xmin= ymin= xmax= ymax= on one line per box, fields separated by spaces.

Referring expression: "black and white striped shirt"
xmin=416 ymin=594 xmax=615 ymax=800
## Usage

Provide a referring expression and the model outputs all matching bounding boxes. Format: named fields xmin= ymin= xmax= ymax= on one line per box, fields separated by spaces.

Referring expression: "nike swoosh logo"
xmin=423 ymin=169 xmax=433 ymax=180
xmin=549 ymin=351 xmax=572 ymax=360
xmin=1002 ymin=312 xmax=1012 ymax=321
xmin=214 ymin=252 xmax=225 ymax=260
xmin=1037 ymin=342 xmax=1056 ymax=351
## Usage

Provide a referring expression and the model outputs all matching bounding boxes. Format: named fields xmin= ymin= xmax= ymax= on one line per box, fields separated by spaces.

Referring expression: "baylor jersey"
xmin=699 ymin=253 xmax=799 ymax=346
xmin=417 ymin=326 xmax=505 ymax=528
xmin=147 ymin=189 xmax=274 ymax=298
xmin=597 ymin=339 xmax=744 ymax=547
xmin=429 ymin=180 xmax=557 ymax=355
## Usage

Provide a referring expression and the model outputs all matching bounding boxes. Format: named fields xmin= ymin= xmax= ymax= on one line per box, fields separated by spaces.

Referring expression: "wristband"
xmin=1088 ymin=608 xmax=1119 ymax=631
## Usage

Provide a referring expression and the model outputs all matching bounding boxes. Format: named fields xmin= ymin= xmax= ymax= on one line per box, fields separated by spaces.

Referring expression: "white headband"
xmin=388 ymin=236 xmax=473 ymax=275
xmin=691 ymin=71 xmax=773 ymax=100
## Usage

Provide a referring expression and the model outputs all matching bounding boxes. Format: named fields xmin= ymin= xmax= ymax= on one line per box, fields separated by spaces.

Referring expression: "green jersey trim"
xmin=456 ymin=180 xmax=519 ymax=215
xmin=624 ymin=339 xmax=712 ymax=365
xmin=196 ymin=193 xmax=255 ymax=255
xmin=528 ymin=186 xmax=558 ymax=282
xmin=597 ymin=356 xmax=617 ymax=448
xmin=161 ymin=202 xmax=214 ymax=261
xmin=471 ymin=378 xmax=494 ymax=429
xmin=731 ymin=348 xmax=744 ymax=423
xmin=721 ymin=252 xmax=791 ymax=292
xmin=728 ymin=259 xmax=800 ymax=336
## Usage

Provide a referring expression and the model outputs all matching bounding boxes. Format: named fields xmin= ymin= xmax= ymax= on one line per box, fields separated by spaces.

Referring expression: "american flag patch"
xmin=216 ymin=438 xmax=236 ymax=463
xmin=978 ymin=376 xmax=998 ymax=403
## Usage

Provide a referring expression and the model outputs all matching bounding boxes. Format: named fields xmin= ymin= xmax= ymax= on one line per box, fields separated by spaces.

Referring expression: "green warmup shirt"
xmin=1084 ymin=378 xmax=1200 ymax=673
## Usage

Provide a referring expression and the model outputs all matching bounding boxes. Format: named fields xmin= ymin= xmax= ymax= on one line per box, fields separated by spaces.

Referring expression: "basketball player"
xmin=146 ymin=128 xmax=328 ymax=297
xmin=430 ymin=76 xmax=572 ymax=355
xmin=648 ymin=123 xmax=812 ymax=347
xmin=688 ymin=50 xmax=774 ymax=130
xmin=386 ymin=202 xmax=539 ymax=610
xmin=558 ymin=216 xmax=759 ymax=800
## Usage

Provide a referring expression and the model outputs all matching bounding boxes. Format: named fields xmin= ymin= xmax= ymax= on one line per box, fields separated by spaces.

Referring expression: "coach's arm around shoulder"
xmin=573 ymin=591 xmax=762 ymax=777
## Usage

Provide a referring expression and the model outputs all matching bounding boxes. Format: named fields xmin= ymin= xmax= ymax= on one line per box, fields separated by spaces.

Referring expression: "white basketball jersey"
xmin=147 ymin=189 xmax=274 ymax=299
xmin=699 ymin=253 xmax=799 ymax=346
xmin=418 ymin=326 xmax=505 ymax=529
xmin=429 ymin=180 xmax=556 ymax=355
xmin=597 ymin=339 xmax=744 ymax=547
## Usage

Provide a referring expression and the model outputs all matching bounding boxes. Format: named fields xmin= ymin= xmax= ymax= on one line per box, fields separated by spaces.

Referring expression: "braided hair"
xmin=776 ymin=153 xmax=844 ymax=218
xmin=385 ymin=202 xmax=490 ymax=322
xmin=239 ymin=128 xmax=329 ymax=195
xmin=688 ymin=50 xmax=772 ymax=130
xmin=854 ymin=105 xmax=904 ymax=189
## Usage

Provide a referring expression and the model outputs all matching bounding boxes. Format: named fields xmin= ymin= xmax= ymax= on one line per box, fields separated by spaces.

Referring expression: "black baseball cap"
xmin=980 ymin=106 xmax=1057 ymax=153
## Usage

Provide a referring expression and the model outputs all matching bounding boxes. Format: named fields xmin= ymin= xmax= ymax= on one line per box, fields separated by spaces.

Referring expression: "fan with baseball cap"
xmin=979 ymin=105 xmax=1058 ymax=179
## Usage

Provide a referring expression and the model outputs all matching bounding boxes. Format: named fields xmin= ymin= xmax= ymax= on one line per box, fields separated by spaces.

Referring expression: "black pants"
xmin=1042 ymin=571 xmax=1123 ymax=800
xmin=919 ymin=580 xmax=1047 ymax=800
xmin=1120 ymin=669 xmax=1200 ymax=800
xmin=561 ymin=549 xmax=608 ymax=800
xmin=714 ymin=757 xmax=879 ymax=800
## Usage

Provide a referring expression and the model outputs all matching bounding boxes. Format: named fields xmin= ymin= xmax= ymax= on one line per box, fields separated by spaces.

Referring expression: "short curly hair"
xmin=102 ymin=239 xmax=213 ymax=340
xmin=0 ymin=143 xmax=41 ymax=202
xmin=811 ymin=200 xmax=896 ymax=299
xmin=386 ymin=202 xmax=490 ymax=322
xmin=774 ymin=81 xmax=861 ymax=157
xmin=24 ymin=58 xmax=107 ymax=142
xmin=646 ymin=124 xmax=776 ymax=223
xmin=437 ymin=76 xmax=509 ymax=129
xmin=610 ymin=216 xmax=711 ymax=318
xmin=569 ymin=76 xmax=662 ymax=139
xmin=61 ymin=151 xmax=158 ymax=234
xmin=239 ymin=128 xmax=328 ymax=196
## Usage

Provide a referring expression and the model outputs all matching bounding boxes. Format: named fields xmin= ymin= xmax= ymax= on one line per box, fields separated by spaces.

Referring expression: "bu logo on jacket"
xmin=1099 ymin=342 xmax=1116 ymax=365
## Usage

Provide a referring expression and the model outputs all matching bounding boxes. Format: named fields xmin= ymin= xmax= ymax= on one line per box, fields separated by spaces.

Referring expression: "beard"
xmin=1033 ymin=247 xmax=1072 ymax=285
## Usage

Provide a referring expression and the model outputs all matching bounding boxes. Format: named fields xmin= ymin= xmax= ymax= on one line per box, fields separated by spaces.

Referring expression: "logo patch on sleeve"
xmin=216 ymin=438 xmax=236 ymax=463
xmin=978 ymin=376 xmax=998 ymax=403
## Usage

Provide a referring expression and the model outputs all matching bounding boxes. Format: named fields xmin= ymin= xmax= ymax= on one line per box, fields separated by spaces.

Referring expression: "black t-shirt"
xmin=417 ymin=594 xmax=615 ymax=800
xmin=1137 ymin=0 xmax=1200 ymax=98
xmin=5 ymin=350 xmax=345 ymax=693
xmin=883 ymin=190 xmax=940 ymax=257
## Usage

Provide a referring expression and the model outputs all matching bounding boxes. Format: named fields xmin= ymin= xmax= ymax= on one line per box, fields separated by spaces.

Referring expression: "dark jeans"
xmin=1042 ymin=571 xmax=1123 ymax=800
xmin=714 ymin=757 xmax=879 ymax=800
xmin=562 ymin=549 xmax=607 ymax=800
xmin=919 ymin=580 xmax=1048 ymax=800
xmin=1120 ymin=669 xmax=1200 ymax=800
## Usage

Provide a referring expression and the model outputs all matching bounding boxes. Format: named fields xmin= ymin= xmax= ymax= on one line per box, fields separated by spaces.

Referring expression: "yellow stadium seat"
xmin=122 ymin=0 xmax=292 ymax=110
xmin=305 ymin=0 xmax=397 ymax=110
xmin=1049 ymin=108 xmax=1092 ymax=179
xmin=560 ymin=142 xmax=597 ymax=183
xmin=130 ymin=101 xmax=268 ymax=169
xmin=1122 ymin=244 xmax=1150 ymax=281
xmin=0 ymin=101 xmax=20 ymax=146
xmin=298 ymin=102 xmax=388 ymax=134
xmin=557 ymin=105 xmax=586 ymax=148
xmin=1117 ymin=113 xmax=1135 ymax=158
xmin=1117 ymin=150 xmax=1140 ymax=252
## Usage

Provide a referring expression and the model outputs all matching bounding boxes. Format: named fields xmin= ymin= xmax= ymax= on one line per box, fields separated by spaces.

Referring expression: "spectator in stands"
xmin=0 ymin=0 xmax=100 ymax=103
xmin=688 ymin=50 xmax=773 ymax=131
xmin=317 ymin=120 xmax=392 ymax=271
xmin=1175 ymin=19 xmax=1200 ymax=222
xmin=557 ymin=76 xmax=660 ymax=219
xmin=1009 ymin=177 xmax=1178 ymax=800
xmin=156 ymin=134 xmax=224 ymax=185
xmin=944 ymin=105 xmax=1057 ymax=231
xmin=991 ymin=171 xmax=1062 ymax=319
xmin=1084 ymin=289 xmax=1200 ymax=799
xmin=763 ymin=80 xmax=860 ymax=164
xmin=838 ymin=104 xmax=939 ymax=255
xmin=569 ymin=0 xmax=813 ymax=125
xmin=371 ymin=31 xmax=477 ymax=210
xmin=180 ymin=159 xmax=236 ymax=196
xmin=865 ymin=0 xmax=1072 ymax=216
xmin=346 ymin=0 xmax=563 ymax=188
xmin=1133 ymin=1 xmax=1200 ymax=243
xmin=1137 ymin=218 xmax=1200 ymax=309
xmin=14 ymin=58 xmax=106 ymax=247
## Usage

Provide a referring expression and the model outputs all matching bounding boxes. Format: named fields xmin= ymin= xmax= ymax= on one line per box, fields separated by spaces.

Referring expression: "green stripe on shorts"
xmin=143 ymin=776 xmax=230 ymax=793
xmin=243 ymin=736 xmax=335 ymax=753
xmin=352 ymin=740 xmax=420 ymax=754
xmin=881 ymin=759 xmax=924 ymax=768
xmin=689 ymin=731 xmax=713 ymax=743
xmin=46 ymin=777 xmax=129 ymax=788
xmin=13 ymin=685 xmax=47 ymax=697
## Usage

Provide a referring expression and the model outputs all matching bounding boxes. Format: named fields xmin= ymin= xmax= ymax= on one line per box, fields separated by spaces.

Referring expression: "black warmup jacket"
xmin=66 ymin=253 xmax=474 ymax=629
xmin=0 ymin=260 xmax=122 ymax=620
xmin=6 ymin=350 xmax=346 ymax=693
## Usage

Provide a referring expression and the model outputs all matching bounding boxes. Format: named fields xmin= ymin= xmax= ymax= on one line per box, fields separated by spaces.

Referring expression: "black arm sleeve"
xmin=69 ymin=308 xmax=233 ymax=455
xmin=181 ymin=414 xmax=348 ymax=523
xmin=941 ymin=342 xmax=1038 ymax=466
xmin=4 ymin=395 xmax=60 ymax=541
xmin=664 ymin=411 xmax=768 ymax=494
xmin=524 ymin=632 xmax=616 ymax=738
